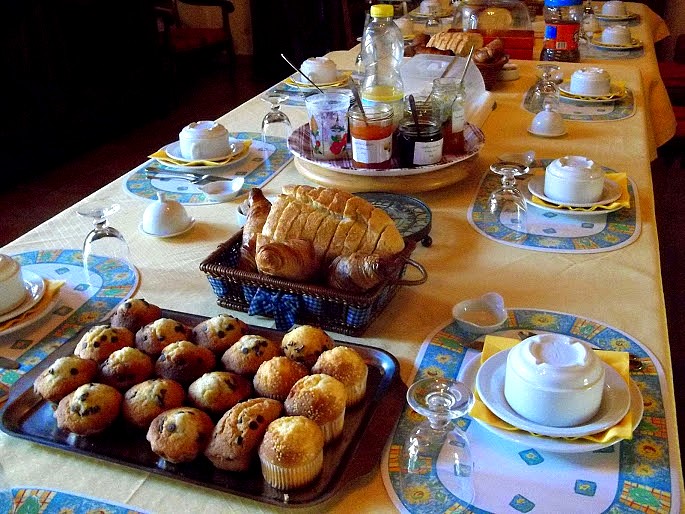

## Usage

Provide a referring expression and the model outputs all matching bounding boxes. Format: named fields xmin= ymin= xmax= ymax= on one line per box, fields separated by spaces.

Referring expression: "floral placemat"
xmin=0 ymin=250 xmax=138 ymax=404
xmin=522 ymin=88 xmax=635 ymax=121
xmin=467 ymin=161 xmax=641 ymax=253
xmin=124 ymin=133 xmax=292 ymax=205
xmin=1 ymin=486 xmax=148 ymax=514
xmin=382 ymin=309 xmax=679 ymax=513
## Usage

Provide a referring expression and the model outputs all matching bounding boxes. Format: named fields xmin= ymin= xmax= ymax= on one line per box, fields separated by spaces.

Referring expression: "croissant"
xmin=255 ymin=235 xmax=320 ymax=281
xmin=240 ymin=188 xmax=272 ymax=269
xmin=327 ymin=251 xmax=394 ymax=292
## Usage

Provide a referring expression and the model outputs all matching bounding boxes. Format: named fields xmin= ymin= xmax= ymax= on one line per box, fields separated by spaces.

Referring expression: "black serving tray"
xmin=0 ymin=309 xmax=407 ymax=508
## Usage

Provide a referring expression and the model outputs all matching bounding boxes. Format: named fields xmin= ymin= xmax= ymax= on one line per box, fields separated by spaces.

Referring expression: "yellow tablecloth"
xmin=0 ymin=49 xmax=682 ymax=512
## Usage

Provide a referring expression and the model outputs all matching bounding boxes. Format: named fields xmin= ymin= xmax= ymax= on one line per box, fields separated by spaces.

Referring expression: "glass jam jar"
xmin=431 ymin=78 xmax=466 ymax=156
xmin=397 ymin=118 xmax=444 ymax=167
xmin=348 ymin=103 xmax=394 ymax=169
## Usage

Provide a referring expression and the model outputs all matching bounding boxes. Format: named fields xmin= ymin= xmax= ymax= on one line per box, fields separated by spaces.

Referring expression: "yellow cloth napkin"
xmin=470 ymin=335 xmax=633 ymax=442
xmin=149 ymin=140 xmax=252 ymax=167
xmin=0 ymin=279 xmax=64 ymax=332
xmin=531 ymin=172 xmax=631 ymax=212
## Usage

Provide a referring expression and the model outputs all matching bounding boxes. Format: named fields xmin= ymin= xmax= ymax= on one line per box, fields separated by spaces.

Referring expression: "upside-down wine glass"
xmin=531 ymin=63 xmax=561 ymax=113
xmin=261 ymin=93 xmax=292 ymax=143
xmin=400 ymin=377 xmax=476 ymax=507
xmin=488 ymin=162 xmax=529 ymax=232
xmin=77 ymin=201 xmax=130 ymax=283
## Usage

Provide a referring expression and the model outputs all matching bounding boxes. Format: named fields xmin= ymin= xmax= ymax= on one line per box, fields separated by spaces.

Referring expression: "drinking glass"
xmin=261 ymin=93 xmax=292 ymax=142
xmin=488 ymin=162 xmax=529 ymax=232
xmin=77 ymin=201 xmax=130 ymax=281
xmin=400 ymin=377 xmax=476 ymax=506
xmin=530 ymin=64 xmax=561 ymax=113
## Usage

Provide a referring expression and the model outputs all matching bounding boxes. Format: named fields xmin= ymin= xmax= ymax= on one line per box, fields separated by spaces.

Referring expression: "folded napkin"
xmin=149 ymin=140 xmax=252 ymax=167
xmin=470 ymin=335 xmax=633 ymax=443
xmin=0 ymin=279 xmax=64 ymax=332
xmin=531 ymin=172 xmax=631 ymax=212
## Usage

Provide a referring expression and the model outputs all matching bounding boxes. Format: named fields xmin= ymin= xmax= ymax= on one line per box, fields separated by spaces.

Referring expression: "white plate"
xmin=462 ymin=356 xmax=643 ymax=453
xmin=475 ymin=350 xmax=631 ymax=437
xmin=594 ymin=11 xmax=638 ymax=21
xmin=0 ymin=270 xmax=46 ymax=323
xmin=588 ymin=37 xmax=643 ymax=51
xmin=163 ymin=140 xmax=246 ymax=165
xmin=139 ymin=218 xmax=195 ymax=238
xmin=527 ymin=127 xmax=567 ymax=138
xmin=528 ymin=176 xmax=621 ymax=208
xmin=0 ymin=290 xmax=60 ymax=337
xmin=558 ymin=82 xmax=627 ymax=102
xmin=286 ymin=72 xmax=352 ymax=89
xmin=522 ymin=180 xmax=625 ymax=216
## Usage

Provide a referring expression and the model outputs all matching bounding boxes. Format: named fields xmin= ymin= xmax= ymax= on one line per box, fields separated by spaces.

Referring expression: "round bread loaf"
xmin=253 ymin=356 xmax=309 ymax=401
xmin=204 ymin=397 xmax=283 ymax=471
xmin=99 ymin=346 xmax=154 ymax=391
xmin=146 ymin=407 xmax=214 ymax=463
xmin=122 ymin=378 xmax=186 ymax=429
xmin=281 ymin=325 xmax=335 ymax=369
xmin=188 ymin=371 xmax=252 ymax=414
xmin=192 ymin=314 xmax=248 ymax=354
xmin=155 ymin=340 xmax=216 ymax=386
xmin=135 ymin=318 xmax=192 ymax=356
xmin=73 ymin=325 xmax=134 ymax=364
xmin=312 ymin=346 xmax=368 ymax=407
xmin=258 ymin=415 xmax=324 ymax=490
xmin=54 ymin=382 xmax=123 ymax=435
xmin=221 ymin=334 xmax=282 ymax=375
xmin=33 ymin=356 xmax=99 ymax=403
xmin=110 ymin=298 xmax=162 ymax=333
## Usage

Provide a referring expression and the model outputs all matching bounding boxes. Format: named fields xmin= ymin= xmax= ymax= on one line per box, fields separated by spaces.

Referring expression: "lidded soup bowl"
xmin=544 ymin=155 xmax=604 ymax=204
xmin=504 ymin=334 xmax=605 ymax=427
xmin=0 ymin=254 xmax=25 ymax=314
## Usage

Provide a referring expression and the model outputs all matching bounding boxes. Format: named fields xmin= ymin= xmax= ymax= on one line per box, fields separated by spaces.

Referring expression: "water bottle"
xmin=540 ymin=0 xmax=582 ymax=62
xmin=360 ymin=4 xmax=405 ymax=128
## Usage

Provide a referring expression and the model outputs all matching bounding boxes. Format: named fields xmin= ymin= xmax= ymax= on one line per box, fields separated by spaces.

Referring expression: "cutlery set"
xmin=145 ymin=166 xmax=246 ymax=186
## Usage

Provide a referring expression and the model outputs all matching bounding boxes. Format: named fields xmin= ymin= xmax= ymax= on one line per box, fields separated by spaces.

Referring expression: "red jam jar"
xmin=397 ymin=118 xmax=443 ymax=167
xmin=348 ymin=103 xmax=394 ymax=169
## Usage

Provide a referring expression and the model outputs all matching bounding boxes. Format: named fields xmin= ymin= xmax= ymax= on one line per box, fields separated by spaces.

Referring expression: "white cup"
xmin=569 ymin=67 xmax=611 ymax=96
xmin=179 ymin=121 xmax=230 ymax=161
xmin=601 ymin=0 xmax=627 ymax=15
xmin=544 ymin=155 xmax=604 ymax=204
xmin=601 ymin=25 xmax=632 ymax=45
xmin=0 ymin=254 xmax=26 ymax=314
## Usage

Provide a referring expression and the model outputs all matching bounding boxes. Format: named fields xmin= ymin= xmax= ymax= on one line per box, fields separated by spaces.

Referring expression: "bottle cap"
xmin=370 ymin=4 xmax=394 ymax=18
xmin=544 ymin=0 xmax=582 ymax=6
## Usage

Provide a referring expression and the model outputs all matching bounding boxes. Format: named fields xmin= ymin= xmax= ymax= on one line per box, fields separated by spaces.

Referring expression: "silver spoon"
xmin=280 ymin=54 xmax=325 ymax=94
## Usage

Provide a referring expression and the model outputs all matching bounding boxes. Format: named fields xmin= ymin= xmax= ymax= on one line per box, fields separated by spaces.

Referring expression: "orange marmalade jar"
xmin=348 ymin=103 xmax=394 ymax=169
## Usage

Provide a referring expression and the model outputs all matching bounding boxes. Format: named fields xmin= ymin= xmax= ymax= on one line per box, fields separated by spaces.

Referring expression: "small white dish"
xmin=498 ymin=63 xmax=520 ymax=81
xmin=199 ymin=177 xmax=244 ymax=203
xmin=462 ymin=356 xmax=643 ymax=453
xmin=497 ymin=150 xmax=535 ymax=166
xmin=529 ymin=176 xmax=621 ymax=207
xmin=139 ymin=218 xmax=195 ymax=238
xmin=528 ymin=126 xmax=567 ymax=138
xmin=236 ymin=201 xmax=248 ymax=225
xmin=452 ymin=292 xmax=507 ymax=334
xmin=141 ymin=193 xmax=194 ymax=237
xmin=0 ymin=270 xmax=46 ymax=323
xmin=528 ymin=107 xmax=566 ymax=138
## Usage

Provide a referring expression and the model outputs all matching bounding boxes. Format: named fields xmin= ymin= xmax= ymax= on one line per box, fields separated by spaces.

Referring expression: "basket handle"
xmin=396 ymin=258 xmax=428 ymax=286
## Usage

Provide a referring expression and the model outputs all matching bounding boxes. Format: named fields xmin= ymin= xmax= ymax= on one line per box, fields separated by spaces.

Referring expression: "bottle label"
xmin=413 ymin=139 xmax=444 ymax=165
xmin=452 ymin=109 xmax=465 ymax=133
xmin=543 ymin=22 xmax=580 ymax=51
xmin=351 ymin=135 xmax=392 ymax=164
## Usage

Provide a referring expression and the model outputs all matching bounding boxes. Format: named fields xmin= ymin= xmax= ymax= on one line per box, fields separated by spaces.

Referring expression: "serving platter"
xmin=0 ymin=309 xmax=406 ymax=508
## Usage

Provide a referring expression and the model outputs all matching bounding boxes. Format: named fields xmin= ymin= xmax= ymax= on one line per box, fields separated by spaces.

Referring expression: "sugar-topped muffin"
xmin=281 ymin=325 xmax=335 ymax=369
xmin=73 ymin=325 xmax=134 ymax=364
xmin=253 ymin=356 xmax=309 ymax=401
xmin=110 ymin=298 xmax=162 ymax=333
xmin=135 ymin=318 xmax=192 ymax=357
xmin=155 ymin=340 xmax=216 ymax=386
xmin=204 ymin=397 xmax=283 ymax=471
xmin=99 ymin=346 xmax=154 ymax=391
xmin=122 ymin=378 xmax=186 ymax=429
xmin=258 ymin=415 xmax=324 ymax=490
xmin=33 ymin=356 xmax=99 ymax=403
xmin=54 ymin=382 xmax=123 ymax=435
xmin=188 ymin=371 xmax=253 ymax=415
xmin=312 ymin=346 xmax=368 ymax=407
xmin=146 ymin=407 xmax=214 ymax=463
xmin=221 ymin=334 xmax=282 ymax=375
xmin=192 ymin=314 xmax=248 ymax=354
xmin=284 ymin=373 xmax=346 ymax=443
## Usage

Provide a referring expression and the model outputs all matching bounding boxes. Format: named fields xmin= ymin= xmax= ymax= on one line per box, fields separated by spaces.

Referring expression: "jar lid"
xmin=370 ymin=4 xmax=394 ymax=18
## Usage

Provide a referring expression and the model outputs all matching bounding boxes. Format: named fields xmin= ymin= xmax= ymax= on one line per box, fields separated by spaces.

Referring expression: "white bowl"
xmin=601 ymin=25 xmax=632 ymax=45
xmin=179 ymin=120 xmax=230 ymax=161
xmin=504 ymin=334 xmax=605 ymax=427
xmin=199 ymin=177 xmax=244 ymax=203
xmin=544 ymin=155 xmax=604 ymax=204
xmin=601 ymin=0 xmax=627 ymax=15
xmin=528 ymin=106 xmax=566 ymax=138
xmin=141 ymin=193 xmax=193 ymax=237
xmin=452 ymin=292 xmax=507 ymax=334
xmin=569 ymin=67 xmax=611 ymax=96
xmin=0 ymin=254 xmax=25 ymax=315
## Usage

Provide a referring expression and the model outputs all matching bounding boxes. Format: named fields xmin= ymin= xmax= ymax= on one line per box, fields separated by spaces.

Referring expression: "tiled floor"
xmin=1 ymin=56 xmax=683 ymax=461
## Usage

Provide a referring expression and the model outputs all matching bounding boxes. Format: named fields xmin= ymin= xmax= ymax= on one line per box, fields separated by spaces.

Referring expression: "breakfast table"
xmin=0 ymin=32 xmax=683 ymax=514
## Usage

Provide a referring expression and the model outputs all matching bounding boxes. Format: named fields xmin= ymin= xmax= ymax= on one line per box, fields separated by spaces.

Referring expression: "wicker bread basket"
xmin=200 ymin=231 xmax=427 ymax=336
xmin=475 ymin=55 xmax=509 ymax=90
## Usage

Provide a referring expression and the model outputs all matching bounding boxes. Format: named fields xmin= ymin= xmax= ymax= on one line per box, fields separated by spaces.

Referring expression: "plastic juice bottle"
xmin=540 ymin=0 xmax=582 ymax=62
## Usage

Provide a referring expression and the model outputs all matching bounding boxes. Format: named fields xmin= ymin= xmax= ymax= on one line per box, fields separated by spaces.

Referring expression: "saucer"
xmin=527 ymin=127 xmax=566 ymax=138
xmin=0 ymin=291 xmax=60 ymax=337
xmin=0 ymin=270 xmax=46 ymax=323
xmin=286 ymin=72 xmax=351 ymax=89
xmin=588 ymin=37 xmax=643 ymax=50
xmin=558 ymin=82 xmax=627 ymax=102
xmin=522 ymin=186 xmax=625 ymax=216
xmin=139 ymin=218 xmax=195 ymax=238
xmin=594 ymin=11 xmax=638 ymax=21
xmin=462 ymin=356 xmax=643 ymax=453
xmin=164 ymin=141 xmax=245 ymax=164
xmin=475 ymin=350 xmax=631 ymax=438
xmin=528 ymin=176 xmax=621 ymax=208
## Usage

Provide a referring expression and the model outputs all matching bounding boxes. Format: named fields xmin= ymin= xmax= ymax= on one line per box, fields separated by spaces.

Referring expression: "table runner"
xmin=124 ymin=133 xmax=292 ymax=205
xmin=522 ymin=87 xmax=636 ymax=122
xmin=0 ymin=250 xmax=138 ymax=404
xmin=382 ymin=309 xmax=679 ymax=513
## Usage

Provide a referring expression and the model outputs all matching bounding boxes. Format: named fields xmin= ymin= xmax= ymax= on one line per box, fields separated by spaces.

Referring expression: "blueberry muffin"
xmin=122 ymin=378 xmax=186 ymax=429
xmin=192 ymin=314 xmax=248 ymax=354
xmin=135 ymin=318 xmax=192 ymax=357
xmin=54 ymin=382 xmax=123 ymax=435
xmin=99 ymin=346 xmax=154 ymax=391
xmin=258 ymin=415 xmax=324 ymax=490
xmin=253 ymin=356 xmax=309 ymax=401
xmin=73 ymin=325 xmax=135 ymax=364
xmin=188 ymin=371 xmax=252 ymax=415
xmin=146 ymin=407 xmax=214 ymax=463
xmin=284 ymin=373 xmax=346 ymax=444
xmin=155 ymin=340 xmax=216 ymax=386
xmin=110 ymin=298 xmax=162 ymax=333
xmin=281 ymin=325 xmax=335 ymax=369
xmin=221 ymin=334 xmax=282 ymax=375
xmin=33 ymin=356 xmax=99 ymax=403
xmin=312 ymin=346 xmax=368 ymax=407
xmin=204 ymin=397 xmax=283 ymax=471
